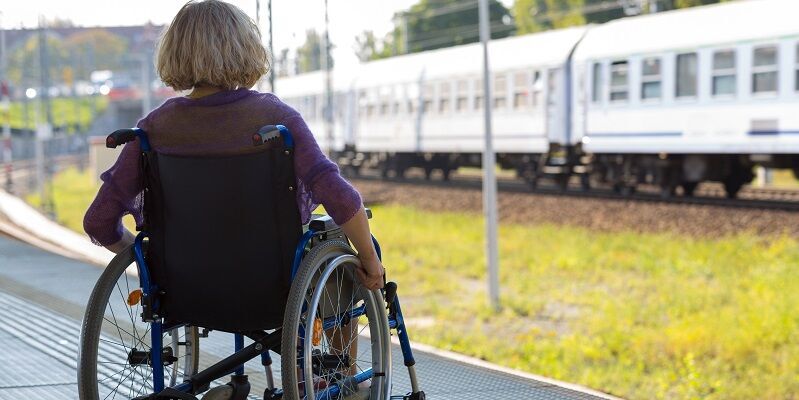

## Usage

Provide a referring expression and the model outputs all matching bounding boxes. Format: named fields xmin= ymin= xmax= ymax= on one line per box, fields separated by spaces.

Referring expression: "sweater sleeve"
xmin=83 ymin=127 xmax=146 ymax=246
xmin=282 ymin=113 xmax=362 ymax=225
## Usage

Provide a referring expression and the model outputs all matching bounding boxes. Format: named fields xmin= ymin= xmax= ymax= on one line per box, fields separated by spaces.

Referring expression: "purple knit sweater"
xmin=83 ymin=89 xmax=362 ymax=246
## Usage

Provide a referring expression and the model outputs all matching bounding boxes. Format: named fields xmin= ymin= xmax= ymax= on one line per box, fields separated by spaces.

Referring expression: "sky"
xmin=1 ymin=0 xmax=512 ymax=69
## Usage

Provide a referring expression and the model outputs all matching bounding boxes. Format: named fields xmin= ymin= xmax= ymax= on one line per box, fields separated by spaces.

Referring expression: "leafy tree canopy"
xmin=355 ymin=0 xmax=515 ymax=62
xmin=295 ymin=29 xmax=334 ymax=73
xmin=513 ymin=0 xmax=734 ymax=34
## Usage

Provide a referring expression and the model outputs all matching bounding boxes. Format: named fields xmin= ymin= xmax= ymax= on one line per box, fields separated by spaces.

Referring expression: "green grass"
xmin=3 ymin=97 xmax=108 ymax=132
xmin=33 ymin=168 xmax=799 ymax=399
xmin=771 ymin=169 xmax=799 ymax=189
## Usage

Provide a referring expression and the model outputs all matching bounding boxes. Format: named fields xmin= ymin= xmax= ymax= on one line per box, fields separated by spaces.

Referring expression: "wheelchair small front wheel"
xmin=281 ymin=239 xmax=392 ymax=400
xmin=77 ymin=245 xmax=199 ymax=400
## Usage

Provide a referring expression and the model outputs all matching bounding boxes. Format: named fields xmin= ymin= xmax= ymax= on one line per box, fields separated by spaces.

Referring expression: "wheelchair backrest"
xmin=142 ymin=141 xmax=302 ymax=332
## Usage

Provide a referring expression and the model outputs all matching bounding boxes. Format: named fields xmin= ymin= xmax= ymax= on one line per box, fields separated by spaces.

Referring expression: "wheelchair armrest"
xmin=308 ymin=208 xmax=372 ymax=232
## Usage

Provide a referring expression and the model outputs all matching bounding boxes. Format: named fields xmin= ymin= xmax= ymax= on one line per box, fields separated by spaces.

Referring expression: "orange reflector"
xmin=312 ymin=318 xmax=323 ymax=346
xmin=127 ymin=289 xmax=142 ymax=306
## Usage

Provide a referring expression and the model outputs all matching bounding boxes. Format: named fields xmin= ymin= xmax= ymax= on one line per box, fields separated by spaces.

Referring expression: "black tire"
xmin=78 ymin=245 xmax=199 ymax=400
xmin=281 ymin=239 xmax=391 ymax=400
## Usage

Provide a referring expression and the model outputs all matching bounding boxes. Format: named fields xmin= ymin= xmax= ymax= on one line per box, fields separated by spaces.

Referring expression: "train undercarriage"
xmin=334 ymin=146 xmax=799 ymax=199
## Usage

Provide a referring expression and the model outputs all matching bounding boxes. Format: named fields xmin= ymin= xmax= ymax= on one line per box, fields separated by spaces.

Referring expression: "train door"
xmin=545 ymin=67 xmax=565 ymax=144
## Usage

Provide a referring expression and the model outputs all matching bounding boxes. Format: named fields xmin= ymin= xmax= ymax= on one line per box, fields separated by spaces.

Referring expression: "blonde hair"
xmin=157 ymin=0 xmax=269 ymax=90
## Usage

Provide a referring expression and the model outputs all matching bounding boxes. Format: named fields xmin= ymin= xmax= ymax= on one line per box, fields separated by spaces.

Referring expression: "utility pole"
xmin=268 ymin=0 xmax=275 ymax=93
xmin=38 ymin=16 xmax=53 ymax=130
xmin=141 ymin=52 xmax=152 ymax=115
xmin=321 ymin=0 xmax=333 ymax=157
xmin=1 ymin=11 xmax=12 ymax=193
xmin=36 ymin=16 xmax=54 ymax=218
xmin=648 ymin=0 xmax=658 ymax=13
xmin=479 ymin=0 xmax=500 ymax=310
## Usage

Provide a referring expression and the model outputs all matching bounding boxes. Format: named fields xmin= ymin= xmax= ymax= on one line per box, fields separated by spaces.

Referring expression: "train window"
xmin=641 ymin=58 xmax=662 ymax=100
xmin=456 ymin=80 xmax=469 ymax=111
xmin=610 ymin=60 xmax=628 ymax=102
xmin=358 ymin=90 xmax=368 ymax=117
xmin=753 ymin=46 xmax=778 ymax=94
xmin=422 ymin=84 xmax=435 ymax=113
xmin=439 ymin=81 xmax=451 ymax=113
xmin=513 ymin=71 xmax=529 ymax=109
xmin=532 ymin=70 xmax=543 ymax=107
xmin=591 ymin=63 xmax=603 ymax=103
xmin=712 ymin=50 xmax=736 ymax=97
xmin=474 ymin=78 xmax=484 ymax=110
xmin=676 ymin=53 xmax=698 ymax=98
xmin=796 ymin=44 xmax=799 ymax=91
xmin=494 ymin=74 xmax=507 ymax=109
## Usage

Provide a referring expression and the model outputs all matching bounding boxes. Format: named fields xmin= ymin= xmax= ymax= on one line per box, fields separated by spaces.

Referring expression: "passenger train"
xmin=275 ymin=0 xmax=799 ymax=198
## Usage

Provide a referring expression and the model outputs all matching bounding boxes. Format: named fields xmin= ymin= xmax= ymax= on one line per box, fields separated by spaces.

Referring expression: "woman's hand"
xmin=355 ymin=254 xmax=385 ymax=291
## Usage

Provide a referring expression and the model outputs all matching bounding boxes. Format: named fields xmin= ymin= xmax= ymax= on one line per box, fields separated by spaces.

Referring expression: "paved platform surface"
xmin=0 ymin=234 xmax=612 ymax=400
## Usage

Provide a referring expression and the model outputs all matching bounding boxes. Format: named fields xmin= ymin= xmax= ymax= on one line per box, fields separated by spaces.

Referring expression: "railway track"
xmin=349 ymin=170 xmax=799 ymax=212
xmin=2 ymin=155 xmax=797 ymax=211
xmin=0 ymin=155 xmax=86 ymax=195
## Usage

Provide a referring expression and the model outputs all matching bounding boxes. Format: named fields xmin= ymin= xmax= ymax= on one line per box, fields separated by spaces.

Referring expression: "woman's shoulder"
xmin=247 ymin=91 xmax=300 ymax=118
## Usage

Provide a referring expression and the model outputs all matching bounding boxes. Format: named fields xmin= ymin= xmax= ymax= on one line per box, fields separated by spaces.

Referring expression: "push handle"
xmin=106 ymin=128 xmax=140 ymax=149
xmin=253 ymin=124 xmax=293 ymax=148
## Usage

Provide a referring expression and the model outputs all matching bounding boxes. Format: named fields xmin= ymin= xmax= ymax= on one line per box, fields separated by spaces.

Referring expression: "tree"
xmin=295 ymin=30 xmax=334 ymax=73
xmin=64 ymin=29 xmax=128 ymax=80
xmin=7 ymin=34 xmax=69 ymax=87
xmin=513 ymin=0 xmax=734 ymax=34
xmin=403 ymin=0 xmax=515 ymax=53
xmin=354 ymin=29 xmax=402 ymax=62
xmin=514 ymin=0 xmax=586 ymax=34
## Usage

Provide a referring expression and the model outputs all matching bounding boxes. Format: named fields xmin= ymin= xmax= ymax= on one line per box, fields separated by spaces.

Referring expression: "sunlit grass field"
xmin=4 ymin=97 xmax=109 ymax=132
xmin=30 ymin=167 xmax=799 ymax=399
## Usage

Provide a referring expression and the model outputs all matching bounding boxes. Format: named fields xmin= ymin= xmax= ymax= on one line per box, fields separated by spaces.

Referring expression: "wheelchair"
xmin=77 ymin=125 xmax=425 ymax=400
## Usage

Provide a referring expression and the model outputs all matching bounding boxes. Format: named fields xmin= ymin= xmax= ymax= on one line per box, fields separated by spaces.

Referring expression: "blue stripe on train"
xmin=748 ymin=130 xmax=799 ymax=136
xmin=587 ymin=132 xmax=682 ymax=138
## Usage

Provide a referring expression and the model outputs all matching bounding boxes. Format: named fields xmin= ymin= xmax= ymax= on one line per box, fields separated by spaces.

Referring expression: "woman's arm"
xmin=83 ymin=140 xmax=144 ymax=253
xmin=340 ymin=206 xmax=385 ymax=290
xmin=281 ymin=111 xmax=385 ymax=289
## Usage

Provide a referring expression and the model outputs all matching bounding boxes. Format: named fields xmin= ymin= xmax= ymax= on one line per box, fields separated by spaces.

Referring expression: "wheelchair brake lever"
xmin=384 ymin=281 xmax=398 ymax=313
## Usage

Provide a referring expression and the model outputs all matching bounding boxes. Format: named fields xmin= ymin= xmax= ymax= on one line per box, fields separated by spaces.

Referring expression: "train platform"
xmin=0 ymin=230 xmax=617 ymax=400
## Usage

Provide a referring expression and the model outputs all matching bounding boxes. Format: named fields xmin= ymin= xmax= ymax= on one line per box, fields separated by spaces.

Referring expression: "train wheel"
xmin=441 ymin=168 xmax=452 ymax=181
xmin=555 ymin=174 xmax=570 ymax=192
xmin=423 ymin=166 xmax=434 ymax=180
xmin=681 ymin=182 xmax=698 ymax=197
xmin=660 ymin=183 xmax=676 ymax=198
xmin=614 ymin=183 xmax=635 ymax=196
xmin=579 ymin=174 xmax=591 ymax=191
xmin=723 ymin=178 xmax=743 ymax=199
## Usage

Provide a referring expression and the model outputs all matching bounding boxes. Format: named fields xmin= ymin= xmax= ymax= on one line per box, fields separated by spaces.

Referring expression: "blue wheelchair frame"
xmin=123 ymin=125 xmax=419 ymax=399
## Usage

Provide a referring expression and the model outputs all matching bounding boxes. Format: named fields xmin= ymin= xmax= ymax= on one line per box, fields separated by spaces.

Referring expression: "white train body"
xmin=278 ymin=0 xmax=799 ymax=194
xmin=572 ymin=0 xmax=799 ymax=155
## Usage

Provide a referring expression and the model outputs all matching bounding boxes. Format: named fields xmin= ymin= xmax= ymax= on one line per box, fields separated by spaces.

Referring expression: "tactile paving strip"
xmin=0 ymin=231 xmax=612 ymax=400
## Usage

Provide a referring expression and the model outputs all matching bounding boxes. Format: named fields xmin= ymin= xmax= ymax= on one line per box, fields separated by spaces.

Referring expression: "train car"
xmin=278 ymin=27 xmax=587 ymax=180
xmin=277 ymin=0 xmax=799 ymax=197
xmin=571 ymin=0 xmax=799 ymax=197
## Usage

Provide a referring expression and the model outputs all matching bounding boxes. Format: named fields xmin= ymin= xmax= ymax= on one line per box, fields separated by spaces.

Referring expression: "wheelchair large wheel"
xmin=78 ymin=245 xmax=199 ymax=400
xmin=281 ymin=239 xmax=392 ymax=400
